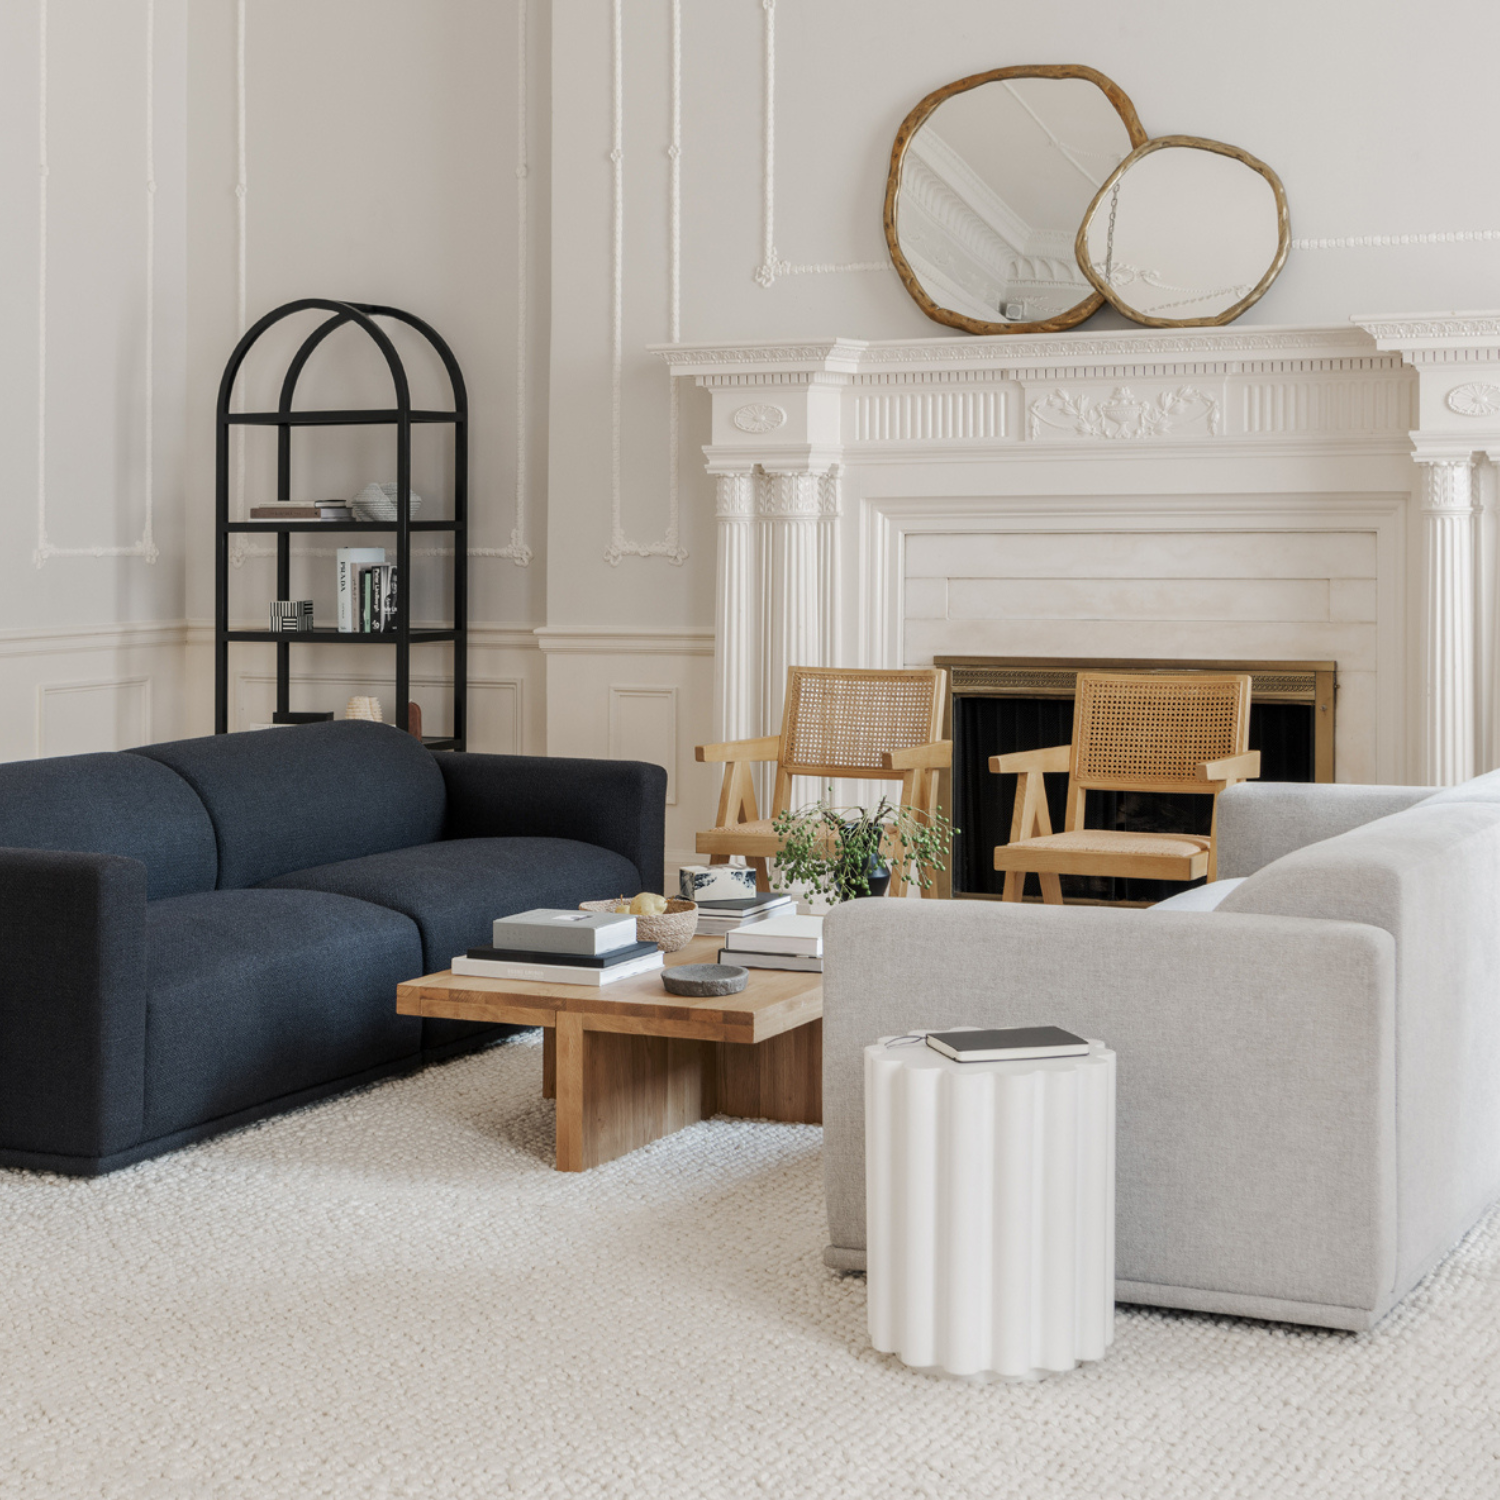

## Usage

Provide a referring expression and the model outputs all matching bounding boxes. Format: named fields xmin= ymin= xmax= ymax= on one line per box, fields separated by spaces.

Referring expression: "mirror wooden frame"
xmin=1075 ymin=135 xmax=1291 ymax=329
xmin=883 ymin=65 xmax=1148 ymax=337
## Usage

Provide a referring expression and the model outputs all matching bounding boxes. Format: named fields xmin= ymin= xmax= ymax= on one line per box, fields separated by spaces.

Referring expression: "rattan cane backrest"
xmin=779 ymin=666 xmax=945 ymax=777
xmin=1070 ymin=671 xmax=1252 ymax=793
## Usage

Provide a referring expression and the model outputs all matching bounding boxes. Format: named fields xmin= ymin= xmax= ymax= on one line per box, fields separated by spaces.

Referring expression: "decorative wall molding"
xmin=36 ymin=675 xmax=152 ymax=758
xmin=752 ymin=0 xmax=886 ymax=287
xmin=501 ymin=0 xmax=534 ymax=565
xmin=1295 ymin=229 xmax=1500 ymax=251
xmin=604 ymin=0 xmax=686 ymax=567
xmin=234 ymin=670 xmax=524 ymax=753
xmin=230 ymin=0 xmax=532 ymax=567
xmin=33 ymin=0 xmax=160 ymax=568
xmin=533 ymin=626 xmax=713 ymax=656
xmin=608 ymin=685 xmax=679 ymax=803
xmin=1446 ymin=383 xmax=1500 ymax=417
xmin=732 ymin=402 xmax=786 ymax=433
xmin=1027 ymin=386 xmax=1220 ymax=442
xmin=0 ymin=620 xmax=191 ymax=660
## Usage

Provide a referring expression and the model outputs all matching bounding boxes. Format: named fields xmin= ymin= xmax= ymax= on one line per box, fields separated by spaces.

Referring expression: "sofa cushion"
xmin=262 ymin=835 xmax=641 ymax=969
xmin=1151 ymin=877 xmax=1245 ymax=912
xmin=0 ymin=753 xmax=215 ymax=899
xmin=131 ymin=720 xmax=446 ymax=890
xmin=263 ymin=836 xmax=643 ymax=1051
xmin=143 ymin=888 xmax=424 ymax=1139
xmin=1420 ymin=767 xmax=1500 ymax=807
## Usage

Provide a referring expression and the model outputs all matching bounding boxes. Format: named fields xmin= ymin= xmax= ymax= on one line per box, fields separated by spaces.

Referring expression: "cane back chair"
xmin=991 ymin=671 xmax=1260 ymax=904
xmin=695 ymin=666 xmax=951 ymax=896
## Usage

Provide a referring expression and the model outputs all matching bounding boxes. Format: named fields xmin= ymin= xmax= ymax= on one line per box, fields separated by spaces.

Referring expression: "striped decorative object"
xmin=268 ymin=599 xmax=314 ymax=634
xmin=865 ymin=1037 xmax=1116 ymax=1381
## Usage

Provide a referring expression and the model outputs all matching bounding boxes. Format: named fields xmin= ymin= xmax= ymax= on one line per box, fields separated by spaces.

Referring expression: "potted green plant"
xmin=770 ymin=792 xmax=955 ymax=904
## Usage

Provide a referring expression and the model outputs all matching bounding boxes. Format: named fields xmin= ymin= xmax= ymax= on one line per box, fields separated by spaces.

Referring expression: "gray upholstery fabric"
xmin=1219 ymin=800 xmax=1500 ymax=1310
xmin=1420 ymin=766 xmax=1500 ymax=806
xmin=822 ymin=898 xmax=1397 ymax=1329
xmin=144 ymin=888 xmax=424 ymax=1139
xmin=131 ymin=720 xmax=446 ymax=890
xmin=1151 ymin=877 xmax=1244 ymax=911
xmin=0 ymin=753 xmax=215 ymax=899
xmin=1216 ymin=781 xmax=1436 ymax=878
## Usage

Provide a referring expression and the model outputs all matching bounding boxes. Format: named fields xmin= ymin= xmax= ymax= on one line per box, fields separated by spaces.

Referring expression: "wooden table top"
xmin=396 ymin=935 xmax=822 ymax=1046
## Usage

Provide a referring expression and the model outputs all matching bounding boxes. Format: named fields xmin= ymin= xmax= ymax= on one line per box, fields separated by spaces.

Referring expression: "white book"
xmin=723 ymin=913 xmax=825 ymax=957
xmin=718 ymin=948 xmax=823 ymax=973
xmin=451 ymin=951 xmax=664 ymax=987
xmin=492 ymin=907 xmax=638 ymax=955
xmin=337 ymin=547 xmax=385 ymax=633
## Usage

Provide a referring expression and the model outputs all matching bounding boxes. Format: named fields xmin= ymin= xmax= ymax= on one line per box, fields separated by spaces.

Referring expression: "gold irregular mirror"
xmin=884 ymin=66 xmax=1147 ymax=336
xmin=1077 ymin=136 xmax=1290 ymax=327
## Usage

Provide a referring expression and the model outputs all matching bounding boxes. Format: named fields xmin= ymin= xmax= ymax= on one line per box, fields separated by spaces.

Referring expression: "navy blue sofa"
xmin=0 ymin=720 xmax=666 ymax=1176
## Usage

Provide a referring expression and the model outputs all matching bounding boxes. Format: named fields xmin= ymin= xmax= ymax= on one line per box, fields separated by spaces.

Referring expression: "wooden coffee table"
xmin=396 ymin=936 xmax=821 ymax=1171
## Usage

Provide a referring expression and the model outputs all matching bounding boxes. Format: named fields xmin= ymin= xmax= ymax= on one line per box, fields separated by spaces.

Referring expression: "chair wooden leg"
xmin=749 ymin=856 xmax=770 ymax=892
xmin=1039 ymin=873 xmax=1064 ymax=905
xmin=1002 ymin=870 xmax=1025 ymax=902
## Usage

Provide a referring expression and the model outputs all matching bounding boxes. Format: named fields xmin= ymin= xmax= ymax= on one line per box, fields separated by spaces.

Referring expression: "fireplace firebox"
xmin=936 ymin=657 xmax=1336 ymax=905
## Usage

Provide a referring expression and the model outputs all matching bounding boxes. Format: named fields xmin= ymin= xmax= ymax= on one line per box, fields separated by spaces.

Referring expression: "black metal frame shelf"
xmin=215 ymin=298 xmax=468 ymax=744
xmin=226 ymin=520 xmax=460 ymax=533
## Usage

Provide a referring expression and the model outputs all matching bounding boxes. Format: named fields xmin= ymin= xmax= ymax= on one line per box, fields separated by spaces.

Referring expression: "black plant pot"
xmin=836 ymin=858 xmax=891 ymax=902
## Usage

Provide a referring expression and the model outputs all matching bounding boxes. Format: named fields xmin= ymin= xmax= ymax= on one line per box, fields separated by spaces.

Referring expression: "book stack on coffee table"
xmin=718 ymin=913 xmax=825 ymax=973
xmin=451 ymin=908 xmax=664 ymax=987
xmin=694 ymin=891 xmax=794 ymax=939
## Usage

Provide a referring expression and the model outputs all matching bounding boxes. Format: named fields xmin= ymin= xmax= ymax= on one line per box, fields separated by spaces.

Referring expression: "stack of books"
xmin=336 ymin=547 xmax=399 ymax=633
xmin=718 ymin=913 xmax=824 ymax=973
xmin=694 ymin=892 xmax=793 ymax=938
xmin=250 ymin=500 xmax=354 ymax=522
xmin=451 ymin=908 xmax=664 ymax=987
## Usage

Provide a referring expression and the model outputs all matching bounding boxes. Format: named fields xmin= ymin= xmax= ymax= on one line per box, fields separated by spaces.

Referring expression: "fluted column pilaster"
xmin=1416 ymin=456 xmax=1476 ymax=785
xmin=713 ymin=471 xmax=756 ymax=743
xmin=758 ymin=470 xmax=824 ymax=734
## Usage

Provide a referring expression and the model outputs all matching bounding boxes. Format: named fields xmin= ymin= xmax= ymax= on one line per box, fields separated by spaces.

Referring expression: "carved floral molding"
xmin=1027 ymin=386 xmax=1220 ymax=441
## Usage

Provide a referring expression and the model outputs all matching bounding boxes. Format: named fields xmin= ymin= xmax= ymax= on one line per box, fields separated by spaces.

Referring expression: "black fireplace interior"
xmin=951 ymin=694 xmax=1316 ymax=904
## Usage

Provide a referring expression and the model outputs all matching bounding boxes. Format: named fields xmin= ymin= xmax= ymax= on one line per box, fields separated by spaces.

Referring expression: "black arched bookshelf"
xmin=215 ymin=298 xmax=467 ymax=748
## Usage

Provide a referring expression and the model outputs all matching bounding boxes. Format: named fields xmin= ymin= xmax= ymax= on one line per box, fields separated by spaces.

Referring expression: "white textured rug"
xmin=4 ymin=1034 xmax=1500 ymax=1499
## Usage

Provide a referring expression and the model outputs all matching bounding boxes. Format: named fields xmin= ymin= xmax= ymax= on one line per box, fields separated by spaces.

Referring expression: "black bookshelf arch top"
xmin=213 ymin=298 xmax=469 ymax=747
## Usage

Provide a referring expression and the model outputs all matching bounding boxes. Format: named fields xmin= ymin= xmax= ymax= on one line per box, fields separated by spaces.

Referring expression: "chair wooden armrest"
xmin=989 ymin=744 xmax=1070 ymax=775
xmin=1198 ymin=751 xmax=1261 ymax=783
xmin=694 ymin=735 xmax=782 ymax=765
xmin=880 ymin=740 xmax=951 ymax=772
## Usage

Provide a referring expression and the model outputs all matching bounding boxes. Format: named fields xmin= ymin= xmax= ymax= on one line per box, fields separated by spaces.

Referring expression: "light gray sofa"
xmin=821 ymin=772 xmax=1500 ymax=1331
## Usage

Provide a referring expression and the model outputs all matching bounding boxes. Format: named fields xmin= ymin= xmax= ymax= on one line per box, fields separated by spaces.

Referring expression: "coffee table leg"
xmin=542 ymin=1026 xmax=556 ymax=1099
xmin=717 ymin=1019 xmax=822 ymax=1125
xmin=551 ymin=1015 xmax=718 ymax=1171
xmin=555 ymin=1013 xmax=586 ymax=1171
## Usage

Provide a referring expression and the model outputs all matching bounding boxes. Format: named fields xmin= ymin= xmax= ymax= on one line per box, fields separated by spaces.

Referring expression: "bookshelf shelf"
xmin=214 ymin=299 xmax=468 ymax=744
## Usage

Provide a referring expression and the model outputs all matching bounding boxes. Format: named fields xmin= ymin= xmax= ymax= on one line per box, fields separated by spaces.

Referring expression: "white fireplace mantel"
xmin=655 ymin=315 xmax=1500 ymax=786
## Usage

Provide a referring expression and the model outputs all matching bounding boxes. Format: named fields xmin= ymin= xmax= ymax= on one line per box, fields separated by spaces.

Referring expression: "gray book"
xmin=491 ymin=908 xmax=638 ymax=955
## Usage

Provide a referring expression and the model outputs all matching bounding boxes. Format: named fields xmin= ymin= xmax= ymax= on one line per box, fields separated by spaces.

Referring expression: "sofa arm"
xmin=1217 ymin=781 xmax=1436 ymax=877
xmin=822 ymin=897 xmax=1397 ymax=1328
xmin=436 ymin=753 xmax=667 ymax=893
xmin=0 ymin=849 xmax=147 ymax=1168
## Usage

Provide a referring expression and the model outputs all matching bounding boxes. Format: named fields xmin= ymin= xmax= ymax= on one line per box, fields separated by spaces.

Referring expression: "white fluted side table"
xmin=865 ymin=1035 xmax=1116 ymax=1381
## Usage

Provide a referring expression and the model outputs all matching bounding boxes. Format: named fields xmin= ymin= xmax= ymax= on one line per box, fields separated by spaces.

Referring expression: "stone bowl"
xmin=660 ymin=963 xmax=749 ymax=998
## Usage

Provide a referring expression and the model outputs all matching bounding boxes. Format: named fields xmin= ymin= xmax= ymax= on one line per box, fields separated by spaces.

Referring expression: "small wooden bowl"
xmin=580 ymin=897 xmax=698 ymax=953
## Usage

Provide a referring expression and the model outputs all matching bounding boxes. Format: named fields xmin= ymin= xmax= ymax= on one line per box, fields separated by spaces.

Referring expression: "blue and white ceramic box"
xmin=678 ymin=864 xmax=758 ymax=901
